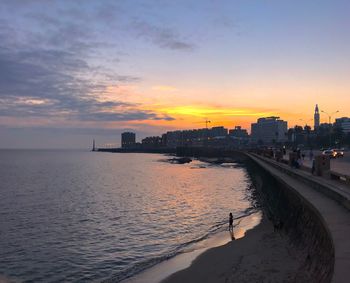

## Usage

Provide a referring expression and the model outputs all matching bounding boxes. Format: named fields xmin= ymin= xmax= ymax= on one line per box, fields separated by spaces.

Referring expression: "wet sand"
xmin=124 ymin=212 xmax=262 ymax=283
xmin=162 ymin=218 xmax=308 ymax=283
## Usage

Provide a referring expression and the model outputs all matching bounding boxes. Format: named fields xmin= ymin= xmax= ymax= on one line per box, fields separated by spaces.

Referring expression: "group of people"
xmin=290 ymin=148 xmax=314 ymax=169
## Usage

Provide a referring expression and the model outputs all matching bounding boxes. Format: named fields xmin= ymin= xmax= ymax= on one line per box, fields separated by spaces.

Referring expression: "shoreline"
xmin=121 ymin=212 xmax=262 ymax=283
xmin=161 ymin=217 xmax=308 ymax=283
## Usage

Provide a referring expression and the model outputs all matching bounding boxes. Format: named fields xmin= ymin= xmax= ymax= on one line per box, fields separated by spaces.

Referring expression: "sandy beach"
xmin=162 ymin=218 xmax=309 ymax=283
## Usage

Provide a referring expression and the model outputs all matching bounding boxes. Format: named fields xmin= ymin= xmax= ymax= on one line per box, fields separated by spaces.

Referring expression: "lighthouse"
xmin=92 ymin=139 xmax=96 ymax=151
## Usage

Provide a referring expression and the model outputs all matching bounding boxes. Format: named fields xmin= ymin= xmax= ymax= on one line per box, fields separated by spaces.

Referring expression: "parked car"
xmin=322 ymin=149 xmax=337 ymax=158
xmin=333 ymin=149 xmax=344 ymax=158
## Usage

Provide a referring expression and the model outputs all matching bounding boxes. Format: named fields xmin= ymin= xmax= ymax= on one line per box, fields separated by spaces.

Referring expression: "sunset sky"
xmin=1 ymin=0 xmax=349 ymax=148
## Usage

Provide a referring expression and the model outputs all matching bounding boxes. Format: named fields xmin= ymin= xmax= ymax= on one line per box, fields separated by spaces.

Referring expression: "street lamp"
xmin=299 ymin=118 xmax=313 ymax=127
xmin=321 ymin=110 xmax=339 ymax=124
xmin=321 ymin=110 xmax=339 ymax=147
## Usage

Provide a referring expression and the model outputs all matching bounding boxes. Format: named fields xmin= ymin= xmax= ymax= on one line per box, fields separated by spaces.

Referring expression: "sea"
xmin=0 ymin=150 xmax=260 ymax=283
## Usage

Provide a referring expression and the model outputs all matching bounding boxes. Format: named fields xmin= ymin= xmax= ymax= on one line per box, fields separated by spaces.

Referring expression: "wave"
xmin=103 ymin=207 xmax=259 ymax=283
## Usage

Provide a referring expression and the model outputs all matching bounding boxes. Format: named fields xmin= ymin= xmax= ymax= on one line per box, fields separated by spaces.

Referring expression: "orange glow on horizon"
xmin=94 ymin=82 xmax=345 ymax=134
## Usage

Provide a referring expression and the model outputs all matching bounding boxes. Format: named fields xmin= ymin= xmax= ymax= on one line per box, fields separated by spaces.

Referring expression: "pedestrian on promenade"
xmin=309 ymin=150 xmax=314 ymax=161
xmin=229 ymin=213 xmax=233 ymax=232
xmin=311 ymin=158 xmax=316 ymax=175
xmin=297 ymin=148 xmax=301 ymax=160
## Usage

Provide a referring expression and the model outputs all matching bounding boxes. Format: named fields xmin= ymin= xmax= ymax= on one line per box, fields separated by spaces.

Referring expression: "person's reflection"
xmin=230 ymin=230 xmax=235 ymax=241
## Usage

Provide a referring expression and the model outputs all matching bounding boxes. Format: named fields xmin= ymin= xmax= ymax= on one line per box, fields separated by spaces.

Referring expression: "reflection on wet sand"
xmin=233 ymin=228 xmax=246 ymax=239
xmin=230 ymin=231 xmax=235 ymax=241
xmin=124 ymin=212 xmax=262 ymax=283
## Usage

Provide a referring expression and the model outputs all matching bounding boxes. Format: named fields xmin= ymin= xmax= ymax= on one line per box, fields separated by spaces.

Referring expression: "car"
xmin=322 ymin=149 xmax=337 ymax=158
xmin=333 ymin=149 xmax=344 ymax=158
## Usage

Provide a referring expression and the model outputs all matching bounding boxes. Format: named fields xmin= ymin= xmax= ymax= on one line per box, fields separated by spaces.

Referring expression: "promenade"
xmin=249 ymin=153 xmax=350 ymax=282
xmin=284 ymin=150 xmax=350 ymax=177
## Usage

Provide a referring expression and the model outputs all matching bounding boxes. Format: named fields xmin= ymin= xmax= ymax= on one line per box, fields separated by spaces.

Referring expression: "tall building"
xmin=335 ymin=117 xmax=350 ymax=133
xmin=251 ymin=117 xmax=287 ymax=144
xmin=121 ymin=132 xmax=136 ymax=148
xmin=314 ymin=104 xmax=320 ymax=130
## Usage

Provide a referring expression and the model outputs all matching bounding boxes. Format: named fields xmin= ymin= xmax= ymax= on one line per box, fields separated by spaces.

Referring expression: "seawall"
xmin=247 ymin=153 xmax=350 ymax=283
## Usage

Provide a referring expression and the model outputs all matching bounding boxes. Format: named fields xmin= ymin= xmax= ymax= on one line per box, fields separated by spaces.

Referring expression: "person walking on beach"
xmin=229 ymin=213 xmax=233 ymax=232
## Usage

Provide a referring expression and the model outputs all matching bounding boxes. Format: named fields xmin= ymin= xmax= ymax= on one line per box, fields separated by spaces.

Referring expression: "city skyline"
xmin=1 ymin=0 xmax=350 ymax=148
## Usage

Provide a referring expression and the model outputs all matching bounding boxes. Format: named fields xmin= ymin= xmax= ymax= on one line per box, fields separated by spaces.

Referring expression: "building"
xmin=166 ymin=130 xmax=183 ymax=148
xmin=121 ymin=132 xmax=136 ymax=148
xmin=314 ymin=104 xmax=320 ymax=130
xmin=335 ymin=117 xmax=350 ymax=133
xmin=165 ymin=126 xmax=229 ymax=148
xmin=210 ymin=126 xmax=228 ymax=138
xmin=141 ymin=136 xmax=162 ymax=149
xmin=228 ymin=126 xmax=250 ymax=147
xmin=229 ymin=126 xmax=249 ymax=138
xmin=251 ymin=117 xmax=287 ymax=144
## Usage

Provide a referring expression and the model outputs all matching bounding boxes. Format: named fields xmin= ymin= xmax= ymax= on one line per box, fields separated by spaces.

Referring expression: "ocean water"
xmin=0 ymin=150 xmax=258 ymax=282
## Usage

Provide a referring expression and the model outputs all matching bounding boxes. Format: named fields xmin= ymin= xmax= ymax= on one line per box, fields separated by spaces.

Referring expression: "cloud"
xmin=77 ymin=111 xmax=175 ymax=122
xmin=0 ymin=22 xmax=174 ymax=123
xmin=0 ymin=2 xmax=184 ymax=129
xmin=152 ymin=85 xmax=178 ymax=92
xmin=132 ymin=21 xmax=195 ymax=51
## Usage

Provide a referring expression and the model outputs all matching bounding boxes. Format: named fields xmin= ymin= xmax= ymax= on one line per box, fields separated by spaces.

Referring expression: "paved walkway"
xmin=283 ymin=150 xmax=350 ymax=177
xmin=249 ymin=154 xmax=350 ymax=283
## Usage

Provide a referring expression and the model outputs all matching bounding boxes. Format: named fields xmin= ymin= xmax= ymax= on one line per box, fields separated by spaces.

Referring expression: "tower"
xmin=314 ymin=104 xmax=320 ymax=130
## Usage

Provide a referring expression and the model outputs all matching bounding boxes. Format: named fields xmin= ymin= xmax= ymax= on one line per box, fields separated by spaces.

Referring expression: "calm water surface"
xmin=0 ymin=150 xmax=257 ymax=282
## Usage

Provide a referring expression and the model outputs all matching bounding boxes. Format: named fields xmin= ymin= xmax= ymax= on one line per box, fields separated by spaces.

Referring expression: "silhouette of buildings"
xmin=335 ymin=117 xmax=350 ymax=133
xmin=141 ymin=136 xmax=162 ymax=149
xmin=251 ymin=117 xmax=287 ymax=144
xmin=229 ymin=126 xmax=249 ymax=138
xmin=210 ymin=126 xmax=228 ymax=137
xmin=102 ymin=103 xmax=349 ymax=151
xmin=228 ymin=126 xmax=250 ymax=147
xmin=314 ymin=104 xmax=320 ymax=130
xmin=165 ymin=126 xmax=229 ymax=148
xmin=121 ymin=132 xmax=136 ymax=148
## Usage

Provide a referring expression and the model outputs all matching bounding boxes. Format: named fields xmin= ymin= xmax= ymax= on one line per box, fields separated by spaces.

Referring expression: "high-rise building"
xmin=335 ymin=117 xmax=350 ymax=133
xmin=314 ymin=104 xmax=320 ymax=130
xmin=121 ymin=132 xmax=136 ymax=148
xmin=251 ymin=117 xmax=287 ymax=144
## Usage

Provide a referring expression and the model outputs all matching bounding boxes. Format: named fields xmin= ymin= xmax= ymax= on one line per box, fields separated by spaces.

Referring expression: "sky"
xmin=0 ymin=0 xmax=349 ymax=148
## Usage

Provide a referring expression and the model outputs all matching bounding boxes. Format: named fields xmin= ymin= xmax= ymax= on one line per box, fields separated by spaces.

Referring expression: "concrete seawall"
xmin=247 ymin=153 xmax=350 ymax=283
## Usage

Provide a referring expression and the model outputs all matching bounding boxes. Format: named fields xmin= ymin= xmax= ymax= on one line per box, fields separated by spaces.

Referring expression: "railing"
xmin=249 ymin=149 xmax=350 ymax=187
xmin=248 ymin=152 xmax=350 ymax=211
